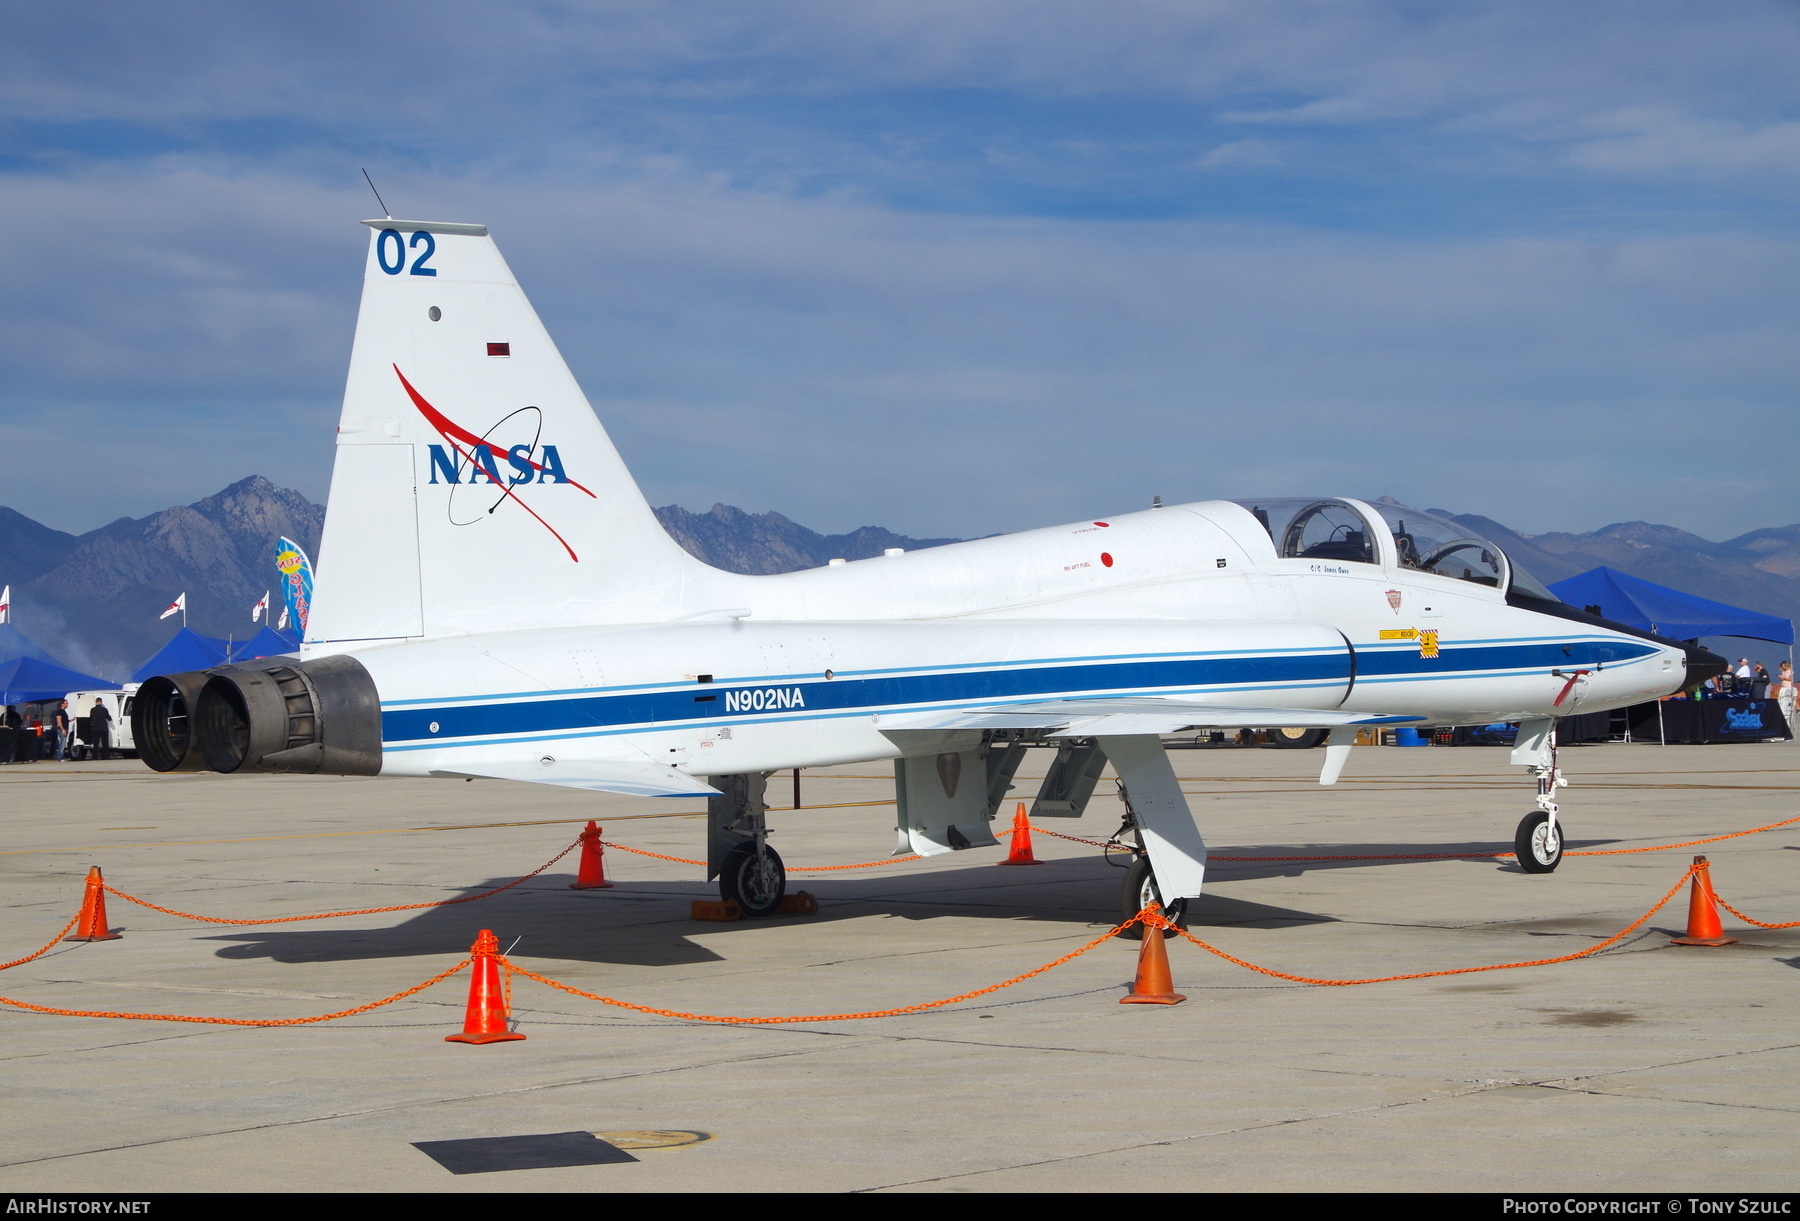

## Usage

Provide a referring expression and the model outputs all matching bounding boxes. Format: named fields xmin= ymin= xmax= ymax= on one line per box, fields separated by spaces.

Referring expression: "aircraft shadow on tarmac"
xmin=197 ymin=839 xmax=1597 ymax=966
xmin=198 ymin=833 xmax=1618 ymax=968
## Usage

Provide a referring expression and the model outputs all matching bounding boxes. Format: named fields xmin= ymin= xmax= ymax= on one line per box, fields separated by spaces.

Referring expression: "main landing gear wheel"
xmin=1264 ymin=727 xmax=1327 ymax=750
xmin=1513 ymin=811 xmax=1564 ymax=874
xmin=720 ymin=841 xmax=786 ymax=917
xmin=1120 ymin=854 xmax=1188 ymax=940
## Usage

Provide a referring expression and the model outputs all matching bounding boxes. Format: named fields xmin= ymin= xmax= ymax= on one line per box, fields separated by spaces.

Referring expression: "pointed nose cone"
xmin=1682 ymin=644 xmax=1730 ymax=686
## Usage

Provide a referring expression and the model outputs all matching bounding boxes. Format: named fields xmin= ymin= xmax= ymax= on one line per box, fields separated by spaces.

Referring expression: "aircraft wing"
xmin=884 ymin=699 xmax=1426 ymax=737
xmin=428 ymin=757 xmax=721 ymax=798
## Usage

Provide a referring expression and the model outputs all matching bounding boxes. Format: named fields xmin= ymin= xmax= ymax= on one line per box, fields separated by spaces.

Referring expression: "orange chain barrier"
xmin=0 ymin=914 xmax=81 ymax=972
xmin=8 ymin=859 xmax=1800 ymax=1028
xmin=502 ymin=920 xmax=1136 ymax=1024
xmin=1713 ymin=895 xmax=1800 ymax=930
xmin=600 ymin=839 xmax=921 ymax=871
xmin=100 ymin=838 xmax=584 ymax=926
xmin=1161 ymin=868 xmax=1698 ymax=986
xmin=0 ymin=960 xmax=471 ymax=1027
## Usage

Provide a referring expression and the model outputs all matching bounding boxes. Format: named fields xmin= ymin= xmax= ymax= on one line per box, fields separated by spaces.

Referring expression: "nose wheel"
xmin=1119 ymin=854 xmax=1188 ymax=940
xmin=1513 ymin=810 xmax=1563 ymax=873
xmin=720 ymin=841 xmax=787 ymax=917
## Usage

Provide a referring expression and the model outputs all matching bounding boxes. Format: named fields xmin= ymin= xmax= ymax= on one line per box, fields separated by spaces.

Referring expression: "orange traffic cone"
xmin=569 ymin=821 xmax=612 ymax=890
xmin=64 ymin=866 xmax=122 ymax=942
xmin=997 ymin=803 xmax=1041 ymax=866
xmin=1670 ymin=855 xmax=1738 ymax=946
xmin=1120 ymin=906 xmax=1185 ymax=1005
xmin=445 ymin=929 xmax=527 ymax=1044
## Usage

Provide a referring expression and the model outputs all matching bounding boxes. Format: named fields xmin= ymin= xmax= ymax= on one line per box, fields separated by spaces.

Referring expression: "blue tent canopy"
xmin=131 ymin=628 xmax=233 ymax=683
xmin=1548 ymin=567 xmax=1794 ymax=646
xmin=238 ymin=626 xmax=298 ymax=658
xmin=0 ymin=624 xmax=117 ymax=705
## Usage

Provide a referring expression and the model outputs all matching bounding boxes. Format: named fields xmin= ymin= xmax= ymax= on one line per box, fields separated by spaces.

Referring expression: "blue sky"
xmin=1 ymin=1 xmax=1796 ymax=541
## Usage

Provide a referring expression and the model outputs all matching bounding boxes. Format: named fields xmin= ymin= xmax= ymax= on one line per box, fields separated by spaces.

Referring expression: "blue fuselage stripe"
xmin=379 ymin=637 xmax=1658 ymax=746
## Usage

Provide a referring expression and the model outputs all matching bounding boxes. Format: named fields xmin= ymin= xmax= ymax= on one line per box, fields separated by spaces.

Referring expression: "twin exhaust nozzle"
xmin=132 ymin=654 xmax=383 ymax=776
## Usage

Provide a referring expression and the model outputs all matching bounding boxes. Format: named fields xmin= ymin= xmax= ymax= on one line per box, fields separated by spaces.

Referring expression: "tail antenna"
xmin=361 ymin=169 xmax=392 ymax=219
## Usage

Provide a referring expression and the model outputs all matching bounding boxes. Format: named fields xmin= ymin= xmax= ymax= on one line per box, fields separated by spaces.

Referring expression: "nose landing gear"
xmin=1513 ymin=809 xmax=1563 ymax=873
xmin=1510 ymin=719 xmax=1568 ymax=874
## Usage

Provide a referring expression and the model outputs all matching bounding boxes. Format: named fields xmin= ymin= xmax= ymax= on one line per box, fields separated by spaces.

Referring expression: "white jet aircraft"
xmin=134 ymin=219 xmax=1725 ymax=923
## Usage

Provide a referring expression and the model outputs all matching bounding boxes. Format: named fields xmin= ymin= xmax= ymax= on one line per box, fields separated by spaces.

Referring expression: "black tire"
xmin=720 ymin=841 xmax=786 ymax=917
xmin=1514 ymin=811 xmax=1563 ymax=874
xmin=1119 ymin=854 xmax=1188 ymax=940
xmin=1264 ymin=727 xmax=1327 ymax=749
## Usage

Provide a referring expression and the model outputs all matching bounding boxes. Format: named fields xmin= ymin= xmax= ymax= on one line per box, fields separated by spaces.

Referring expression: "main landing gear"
xmin=1110 ymin=800 xmax=1190 ymax=941
xmin=721 ymin=840 xmax=787 ymax=917
xmin=1119 ymin=853 xmax=1188 ymax=940
xmin=706 ymin=773 xmax=787 ymax=917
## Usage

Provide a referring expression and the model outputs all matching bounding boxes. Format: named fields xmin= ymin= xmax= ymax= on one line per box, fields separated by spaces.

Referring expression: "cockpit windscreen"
xmin=1232 ymin=497 xmax=1561 ymax=601
xmin=1365 ymin=500 xmax=1560 ymax=601
xmin=1235 ymin=499 xmax=1379 ymax=566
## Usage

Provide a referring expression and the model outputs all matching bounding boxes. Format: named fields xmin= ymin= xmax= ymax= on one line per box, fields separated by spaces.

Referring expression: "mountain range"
xmin=2 ymin=478 xmax=1796 ymax=681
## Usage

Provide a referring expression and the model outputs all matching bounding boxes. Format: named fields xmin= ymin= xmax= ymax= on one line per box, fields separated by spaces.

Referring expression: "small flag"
xmin=252 ymin=591 xmax=269 ymax=622
xmin=160 ymin=592 xmax=186 ymax=621
xmin=277 ymin=606 xmax=289 ymax=631
xmin=0 ymin=585 xmax=9 ymax=624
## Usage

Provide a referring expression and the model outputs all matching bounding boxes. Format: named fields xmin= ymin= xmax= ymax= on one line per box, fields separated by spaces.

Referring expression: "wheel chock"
xmin=691 ymin=900 xmax=741 ymax=922
xmin=1670 ymin=855 xmax=1738 ymax=947
xmin=776 ymin=891 xmax=818 ymax=916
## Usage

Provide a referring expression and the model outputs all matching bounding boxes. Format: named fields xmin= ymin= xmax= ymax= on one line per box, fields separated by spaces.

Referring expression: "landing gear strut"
xmin=1510 ymin=720 xmax=1567 ymax=874
xmin=706 ymin=773 xmax=787 ymax=917
xmin=1119 ymin=853 xmax=1188 ymax=940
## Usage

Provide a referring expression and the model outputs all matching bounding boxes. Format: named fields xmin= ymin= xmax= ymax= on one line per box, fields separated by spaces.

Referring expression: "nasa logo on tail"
xmin=393 ymin=366 xmax=597 ymax=562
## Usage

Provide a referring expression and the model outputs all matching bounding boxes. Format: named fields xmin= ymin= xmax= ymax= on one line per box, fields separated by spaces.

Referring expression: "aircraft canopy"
xmin=1231 ymin=497 xmax=1560 ymax=601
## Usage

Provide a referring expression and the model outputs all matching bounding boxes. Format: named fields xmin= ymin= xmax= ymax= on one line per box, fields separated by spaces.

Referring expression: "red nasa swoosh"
xmin=394 ymin=365 xmax=594 ymax=562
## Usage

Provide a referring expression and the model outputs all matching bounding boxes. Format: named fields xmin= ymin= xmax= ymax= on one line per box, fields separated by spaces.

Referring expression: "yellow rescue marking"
xmin=594 ymin=1130 xmax=714 ymax=1151
xmin=1419 ymin=629 xmax=1440 ymax=659
xmin=1379 ymin=628 xmax=1417 ymax=640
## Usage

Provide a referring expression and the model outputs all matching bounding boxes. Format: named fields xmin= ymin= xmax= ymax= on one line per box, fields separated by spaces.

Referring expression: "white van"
xmin=63 ymin=685 xmax=140 ymax=759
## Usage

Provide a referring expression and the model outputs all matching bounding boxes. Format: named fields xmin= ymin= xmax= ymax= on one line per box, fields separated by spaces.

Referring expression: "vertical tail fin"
xmin=307 ymin=220 xmax=713 ymax=646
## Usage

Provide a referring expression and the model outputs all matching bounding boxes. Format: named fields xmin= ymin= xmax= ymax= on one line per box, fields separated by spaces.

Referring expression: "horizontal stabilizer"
xmin=429 ymin=757 xmax=720 ymax=798
xmin=885 ymin=699 xmax=1426 ymax=736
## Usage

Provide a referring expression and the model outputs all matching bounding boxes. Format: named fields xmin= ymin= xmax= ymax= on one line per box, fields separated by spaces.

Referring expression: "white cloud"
xmin=2 ymin=2 xmax=1796 ymax=540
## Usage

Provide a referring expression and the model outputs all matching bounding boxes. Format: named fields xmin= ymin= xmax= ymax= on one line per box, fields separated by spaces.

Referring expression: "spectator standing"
xmin=51 ymin=699 xmax=70 ymax=762
xmin=1777 ymin=661 xmax=1797 ymax=732
xmin=1734 ymin=658 xmax=1753 ymax=697
xmin=90 ymin=698 xmax=113 ymax=760
xmin=1753 ymin=662 xmax=1770 ymax=701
